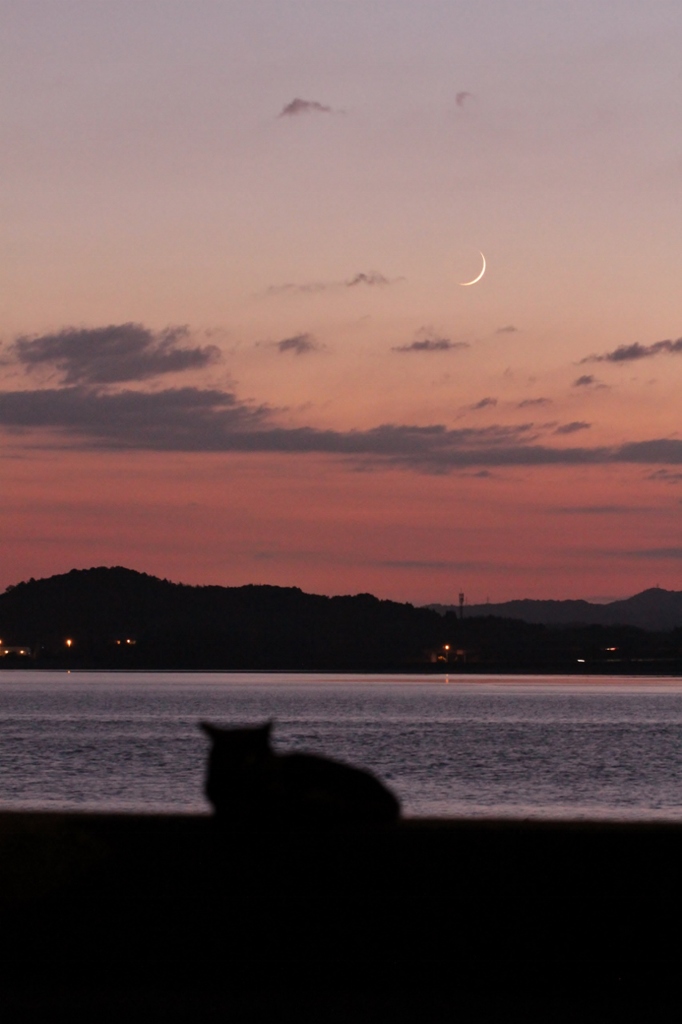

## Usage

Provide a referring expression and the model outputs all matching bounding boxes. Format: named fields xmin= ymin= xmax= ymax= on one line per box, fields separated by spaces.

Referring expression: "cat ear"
xmin=200 ymin=721 xmax=223 ymax=739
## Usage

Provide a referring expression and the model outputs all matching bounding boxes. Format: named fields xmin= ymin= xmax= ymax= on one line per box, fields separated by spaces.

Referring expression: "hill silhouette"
xmin=429 ymin=587 xmax=682 ymax=632
xmin=1 ymin=567 xmax=681 ymax=672
xmin=0 ymin=567 xmax=452 ymax=670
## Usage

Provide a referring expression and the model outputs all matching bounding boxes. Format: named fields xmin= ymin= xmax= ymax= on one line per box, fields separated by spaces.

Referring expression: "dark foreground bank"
xmin=1 ymin=812 xmax=681 ymax=1022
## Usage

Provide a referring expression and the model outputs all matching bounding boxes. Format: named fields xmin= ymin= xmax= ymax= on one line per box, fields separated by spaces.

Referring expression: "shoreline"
xmin=3 ymin=659 xmax=679 ymax=675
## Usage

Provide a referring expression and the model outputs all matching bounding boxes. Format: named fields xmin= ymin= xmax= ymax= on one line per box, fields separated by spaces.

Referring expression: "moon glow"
xmin=459 ymin=251 xmax=486 ymax=286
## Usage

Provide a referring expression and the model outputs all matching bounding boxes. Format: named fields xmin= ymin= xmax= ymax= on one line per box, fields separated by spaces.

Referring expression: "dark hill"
xmin=2 ymin=568 xmax=681 ymax=672
xmin=0 ymin=566 xmax=454 ymax=670
xmin=428 ymin=587 xmax=682 ymax=631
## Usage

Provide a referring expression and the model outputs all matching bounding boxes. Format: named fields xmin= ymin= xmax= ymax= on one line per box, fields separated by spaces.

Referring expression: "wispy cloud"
xmin=621 ymin=547 xmax=682 ymax=560
xmin=573 ymin=374 xmax=606 ymax=388
xmin=275 ymin=334 xmax=319 ymax=356
xmin=581 ymin=337 xmax=682 ymax=364
xmin=278 ymin=98 xmax=336 ymax=117
xmin=553 ymin=421 xmax=591 ymax=435
xmin=393 ymin=338 xmax=467 ymax=354
xmin=346 ymin=271 xmax=391 ymax=287
xmin=4 ymin=323 xmax=682 ymax=474
xmin=266 ymin=271 xmax=399 ymax=296
xmin=393 ymin=328 xmax=468 ymax=354
xmin=517 ymin=397 xmax=551 ymax=408
xmin=646 ymin=469 xmax=682 ymax=483
xmin=468 ymin=397 xmax=498 ymax=411
xmin=455 ymin=91 xmax=473 ymax=108
xmin=496 ymin=324 xmax=518 ymax=334
xmin=4 ymin=383 xmax=682 ymax=473
xmin=11 ymin=323 xmax=219 ymax=385
xmin=0 ymin=386 xmax=265 ymax=450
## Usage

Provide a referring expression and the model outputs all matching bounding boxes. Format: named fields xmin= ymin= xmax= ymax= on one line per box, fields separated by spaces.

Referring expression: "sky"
xmin=1 ymin=1 xmax=681 ymax=604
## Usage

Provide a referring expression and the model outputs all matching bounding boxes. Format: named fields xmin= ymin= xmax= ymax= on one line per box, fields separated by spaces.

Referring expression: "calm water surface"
xmin=1 ymin=671 xmax=682 ymax=818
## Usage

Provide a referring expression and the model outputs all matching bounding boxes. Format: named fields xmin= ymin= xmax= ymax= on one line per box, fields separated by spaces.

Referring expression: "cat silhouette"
xmin=200 ymin=721 xmax=400 ymax=825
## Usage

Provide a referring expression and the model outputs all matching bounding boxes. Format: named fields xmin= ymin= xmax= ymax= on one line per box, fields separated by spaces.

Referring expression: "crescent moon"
xmin=459 ymin=251 xmax=486 ymax=287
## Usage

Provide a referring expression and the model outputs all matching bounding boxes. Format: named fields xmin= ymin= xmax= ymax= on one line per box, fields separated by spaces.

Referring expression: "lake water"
xmin=1 ymin=671 xmax=682 ymax=819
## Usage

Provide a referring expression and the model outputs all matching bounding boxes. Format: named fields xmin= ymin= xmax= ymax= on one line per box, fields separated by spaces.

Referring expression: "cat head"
xmin=200 ymin=721 xmax=273 ymax=770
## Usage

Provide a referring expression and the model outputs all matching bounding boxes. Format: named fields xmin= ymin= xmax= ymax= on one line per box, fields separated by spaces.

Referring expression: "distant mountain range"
xmin=427 ymin=588 xmax=682 ymax=632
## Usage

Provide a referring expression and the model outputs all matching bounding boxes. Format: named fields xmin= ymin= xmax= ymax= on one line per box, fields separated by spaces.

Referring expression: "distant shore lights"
xmin=0 ymin=641 xmax=31 ymax=657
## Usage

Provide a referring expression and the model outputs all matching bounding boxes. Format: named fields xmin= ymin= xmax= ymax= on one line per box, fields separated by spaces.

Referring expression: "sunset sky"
xmin=2 ymin=1 xmax=681 ymax=604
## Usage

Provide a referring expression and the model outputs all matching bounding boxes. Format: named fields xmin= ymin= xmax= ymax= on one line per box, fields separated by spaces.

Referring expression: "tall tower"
xmin=458 ymin=592 xmax=465 ymax=620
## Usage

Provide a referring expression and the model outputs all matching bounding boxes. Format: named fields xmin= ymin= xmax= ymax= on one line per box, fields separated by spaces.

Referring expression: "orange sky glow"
xmin=1 ymin=2 xmax=681 ymax=603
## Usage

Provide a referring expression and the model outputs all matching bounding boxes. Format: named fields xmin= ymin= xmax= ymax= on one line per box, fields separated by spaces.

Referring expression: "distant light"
xmin=444 ymin=644 xmax=450 ymax=651
xmin=577 ymin=658 xmax=586 ymax=663
xmin=65 ymin=639 xmax=73 ymax=648
xmin=605 ymin=647 xmax=617 ymax=652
